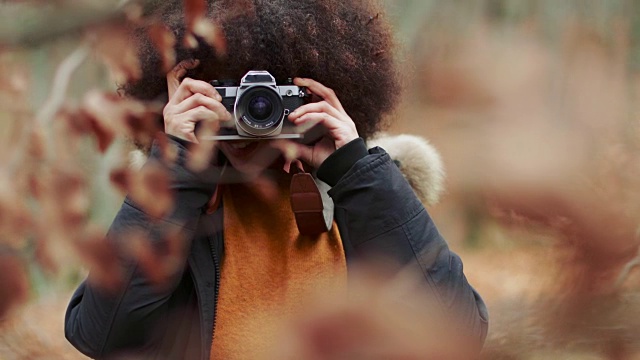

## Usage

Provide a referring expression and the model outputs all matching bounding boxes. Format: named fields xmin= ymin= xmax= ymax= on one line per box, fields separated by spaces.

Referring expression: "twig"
xmin=615 ymin=242 xmax=640 ymax=289
xmin=0 ymin=0 xmax=163 ymax=47
xmin=7 ymin=45 xmax=89 ymax=175
xmin=36 ymin=46 xmax=90 ymax=126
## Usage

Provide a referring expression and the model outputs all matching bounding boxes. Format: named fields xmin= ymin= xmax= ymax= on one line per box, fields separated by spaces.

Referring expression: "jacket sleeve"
xmin=64 ymin=137 xmax=219 ymax=358
xmin=318 ymin=138 xmax=489 ymax=345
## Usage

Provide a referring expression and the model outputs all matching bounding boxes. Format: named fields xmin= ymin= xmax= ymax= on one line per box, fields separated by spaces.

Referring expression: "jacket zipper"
xmin=209 ymin=235 xmax=221 ymax=357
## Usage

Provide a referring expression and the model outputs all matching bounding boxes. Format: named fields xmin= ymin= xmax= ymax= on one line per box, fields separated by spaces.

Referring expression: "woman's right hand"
xmin=163 ymin=59 xmax=230 ymax=143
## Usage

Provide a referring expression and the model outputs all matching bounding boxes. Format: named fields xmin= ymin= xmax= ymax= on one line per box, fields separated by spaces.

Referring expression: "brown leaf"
xmin=63 ymin=105 xmax=116 ymax=153
xmin=50 ymin=166 xmax=90 ymax=229
xmin=187 ymin=119 xmax=218 ymax=172
xmin=122 ymin=228 xmax=187 ymax=288
xmin=192 ymin=18 xmax=227 ymax=56
xmin=121 ymin=231 xmax=158 ymax=281
xmin=182 ymin=32 xmax=199 ymax=49
xmin=74 ymin=225 xmax=123 ymax=293
xmin=183 ymin=0 xmax=207 ymax=32
xmin=0 ymin=176 xmax=33 ymax=247
xmin=81 ymin=90 xmax=162 ymax=152
xmin=124 ymin=109 xmax=163 ymax=147
xmin=109 ymin=166 xmax=130 ymax=195
xmin=0 ymin=254 xmax=28 ymax=318
xmin=65 ymin=103 xmax=117 ymax=153
xmin=27 ymin=172 xmax=44 ymax=200
xmin=90 ymin=25 xmax=141 ymax=83
xmin=88 ymin=114 xmax=117 ymax=153
xmin=26 ymin=126 xmax=46 ymax=162
xmin=148 ymin=22 xmax=177 ymax=73
xmin=33 ymin=236 xmax=59 ymax=275
xmin=155 ymin=132 xmax=179 ymax=164
xmin=128 ymin=162 xmax=174 ymax=219
xmin=267 ymin=264 xmax=475 ymax=360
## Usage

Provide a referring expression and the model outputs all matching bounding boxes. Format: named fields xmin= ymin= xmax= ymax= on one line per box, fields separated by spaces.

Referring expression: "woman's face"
xmin=218 ymin=139 xmax=282 ymax=176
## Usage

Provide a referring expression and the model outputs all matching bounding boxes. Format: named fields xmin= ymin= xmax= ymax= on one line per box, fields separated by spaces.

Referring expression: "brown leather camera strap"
xmin=290 ymin=164 xmax=329 ymax=236
xmin=205 ymin=162 xmax=328 ymax=236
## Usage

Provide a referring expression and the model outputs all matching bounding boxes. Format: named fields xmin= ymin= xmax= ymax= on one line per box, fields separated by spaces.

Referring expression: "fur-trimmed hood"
xmin=368 ymin=133 xmax=445 ymax=206
xmin=129 ymin=133 xmax=445 ymax=207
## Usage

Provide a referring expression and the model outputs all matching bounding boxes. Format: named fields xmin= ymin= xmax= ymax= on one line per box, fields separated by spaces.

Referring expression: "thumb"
xmin=292 ymin=143 xmax=315 ymax=166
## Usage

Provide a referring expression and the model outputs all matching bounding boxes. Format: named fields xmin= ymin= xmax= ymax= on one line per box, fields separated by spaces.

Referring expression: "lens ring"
xmin=235 ymin=86 xmax=284 ymax=135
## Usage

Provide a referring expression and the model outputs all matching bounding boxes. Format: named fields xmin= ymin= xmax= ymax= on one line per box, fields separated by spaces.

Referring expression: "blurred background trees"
xmin=1 ymin=0 xmax=640 ymax=359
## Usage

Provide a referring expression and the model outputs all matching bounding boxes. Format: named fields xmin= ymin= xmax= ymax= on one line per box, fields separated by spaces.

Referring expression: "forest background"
xmin=1 ymin=0 xmax=640 ymax=359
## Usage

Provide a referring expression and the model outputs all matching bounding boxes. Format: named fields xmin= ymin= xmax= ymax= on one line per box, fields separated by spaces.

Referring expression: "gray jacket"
xmin=65 ymin=137 xmax=488 ymax=359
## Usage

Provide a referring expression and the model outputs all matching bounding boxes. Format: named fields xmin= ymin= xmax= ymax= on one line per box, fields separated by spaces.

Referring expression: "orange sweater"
xmin=210 ymin=173 xmax=347 ymax=359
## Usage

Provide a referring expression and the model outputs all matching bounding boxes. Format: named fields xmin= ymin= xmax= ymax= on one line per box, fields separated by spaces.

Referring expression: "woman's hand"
xmin=286 ymin=78 xmax=359 ymax=168
xmin=163 ymin=59 xmax=230 ymax=143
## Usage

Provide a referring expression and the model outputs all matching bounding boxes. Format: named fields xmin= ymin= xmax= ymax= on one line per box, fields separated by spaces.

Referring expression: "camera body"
xmin=211 ymin=71 xmax=309 ymax=140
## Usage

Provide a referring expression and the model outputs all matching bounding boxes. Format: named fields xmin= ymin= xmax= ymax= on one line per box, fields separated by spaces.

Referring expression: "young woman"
xmin=65 ymin=1 xmax=488 ymax=358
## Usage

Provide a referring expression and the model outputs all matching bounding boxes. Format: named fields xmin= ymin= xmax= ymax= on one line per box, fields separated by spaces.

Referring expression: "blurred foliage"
xmin=1 ymin=1 xmax=640 ymax=359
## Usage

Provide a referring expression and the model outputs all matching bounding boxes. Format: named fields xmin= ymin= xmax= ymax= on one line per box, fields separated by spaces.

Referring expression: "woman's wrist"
xmin=316 ymin=138 xmax=368 ymax=187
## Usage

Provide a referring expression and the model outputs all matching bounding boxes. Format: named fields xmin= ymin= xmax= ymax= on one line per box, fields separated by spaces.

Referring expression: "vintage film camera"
xmin=203 ymin=71 xmax=323 ymax=143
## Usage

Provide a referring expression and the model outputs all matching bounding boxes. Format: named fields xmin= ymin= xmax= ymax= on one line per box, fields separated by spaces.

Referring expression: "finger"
xmin=272 ymin=140 xmax=314 ymax=165
xmin=291 ymin=112 xmax=343 ymax=132
xmin=291 ymin=143 xmax=314 ymax=165
xmin=168 ymin=119 xmax=198 ymax=143
xmin=170 ymin=105 xmax=223 ymax=143
xmin=293 ymin=77 xmax=345 ymax=113
xmin=174 ymin=93 xmax=231 ymax=121
xmin=178 ymin=105 xmax=222 ymax=124
xmin=294 ymin=112 xmax=358 ymax=149
xmin=288 ymin=101 xmax=344 ymax=122
xmin=167 ymin=59 xmax=200 ymax=99
xmin=170 ymin=77 xmax=221 ymax=105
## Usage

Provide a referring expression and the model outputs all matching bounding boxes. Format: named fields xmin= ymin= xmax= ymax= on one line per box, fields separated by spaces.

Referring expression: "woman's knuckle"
xmin=197 ymin=106 xmax=210 ymax=118
xmin=193 ymin=93 xmax=206 ymax=103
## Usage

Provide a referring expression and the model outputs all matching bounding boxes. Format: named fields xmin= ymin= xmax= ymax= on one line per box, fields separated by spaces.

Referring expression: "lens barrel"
xmin=235 ymin=86 xmax=284 ymax=136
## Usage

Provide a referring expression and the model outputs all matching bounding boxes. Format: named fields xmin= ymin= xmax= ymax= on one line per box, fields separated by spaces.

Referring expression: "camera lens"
xmin=235 ymin=86 xmax=284 ymax=136
xmin=247 ymin=96 xmax=273 ymax=122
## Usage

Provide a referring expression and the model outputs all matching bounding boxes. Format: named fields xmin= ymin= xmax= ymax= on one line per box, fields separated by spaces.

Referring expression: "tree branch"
xmin=8 ymin=45 xmax=89 ymax=175
xmin=0 ymin=0 xmax=163 ymax=48
xmin=615 ymin=243 xmax=640 ymax=289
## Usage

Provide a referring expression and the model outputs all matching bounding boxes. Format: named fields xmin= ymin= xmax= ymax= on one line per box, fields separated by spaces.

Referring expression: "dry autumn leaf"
xmin=183 ymin=0 xmax=207 ymax=33
xmin=122 ymin=228 xmax=187 ymax=288
xmin=0 ymin=254 xmax=29 ymax=319
xmin=125 ymin=162 xmax=174 ymax=219
xmin=63 ymin=106 xmax=116 ymax=153
xmin=81 ymin=90 xmax=162 ymax=152
xmin=187 ymin=120 xmax=218 ymax=172
xmin=267 ymin=265 xmax=476 ymax=360
xmin=154 ymin=132 xmax=179 ymax=164
xmin=192 ymin=18 xmax=227 ymax=56
xmin=33 ymin=235 xmax=59 ymax=275
xmin=109 ymin=166 xmax=130 ymax=195
xmin=148 ymin=22 xmax=177 ymax=73
xmin=90 ymin=24 xmax=141 ymax=83
xmin=50 ymin=166 xmax=90 ymax=229
xmin=26 ymin=126 xmax=46 ymax=162
xmin=0 ymin=176 xmax=32 ymax=248
xmin=74 ymin=225 xmax=124 ymax=293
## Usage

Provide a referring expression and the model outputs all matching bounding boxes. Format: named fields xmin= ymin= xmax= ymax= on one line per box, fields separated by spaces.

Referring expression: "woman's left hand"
xmin=286 ymin=77 xmax=359 ymax=169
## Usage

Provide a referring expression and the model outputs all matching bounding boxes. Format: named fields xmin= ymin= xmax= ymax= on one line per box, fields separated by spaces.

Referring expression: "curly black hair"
xmin=124 ymin=0 xmax=401 ymax=140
